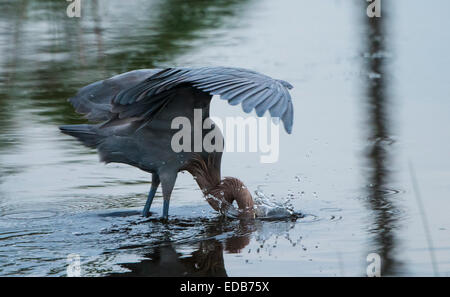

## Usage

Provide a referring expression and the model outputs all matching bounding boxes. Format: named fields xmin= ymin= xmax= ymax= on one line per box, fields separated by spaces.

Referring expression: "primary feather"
xmin=112 ymin=67 xmax=294 ymax=133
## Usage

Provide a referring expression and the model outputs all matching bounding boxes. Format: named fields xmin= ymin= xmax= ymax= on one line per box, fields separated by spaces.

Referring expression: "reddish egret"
xmin=60 ymin=67 xmax=294 ymax=219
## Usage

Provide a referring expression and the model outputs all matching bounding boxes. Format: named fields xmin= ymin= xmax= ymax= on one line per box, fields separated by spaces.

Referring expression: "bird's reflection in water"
xmin=109 ymin=218 xmax=256 ymax=277
xmin=109 ymin=239 xmax=228 ymax=277
xmin=108 ymin=217 xmax=297 ymax=276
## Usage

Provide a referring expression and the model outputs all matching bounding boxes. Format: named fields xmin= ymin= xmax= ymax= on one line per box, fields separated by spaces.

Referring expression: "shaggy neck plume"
xmin=183 ymin=155 xmax=255 ymax=216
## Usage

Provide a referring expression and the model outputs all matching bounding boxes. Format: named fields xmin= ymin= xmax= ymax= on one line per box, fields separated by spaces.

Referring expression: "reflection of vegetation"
xmin=111 ymin=0 xmax=249 ymax=69
xmin=0 ymin=0 xmax=251 ymax=152
xmin=362 ymin=4 xmax=401 ymax=275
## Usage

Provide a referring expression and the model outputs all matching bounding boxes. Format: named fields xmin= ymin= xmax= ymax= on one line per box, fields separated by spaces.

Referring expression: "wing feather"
xmin=111 ymin=67 xmax=294 ymax=133
xmin=228 ymin=84 xmax=267 ymax=106
xmin=241 ymin=88 xmax=273 ymax=113
xmin=207 ymin=81 xmax=253 ymax=95
xmin=255 ymin=89 xmax=282 ymax=117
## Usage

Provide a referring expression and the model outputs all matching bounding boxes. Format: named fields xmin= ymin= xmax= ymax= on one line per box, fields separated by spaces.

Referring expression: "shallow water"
xmin=1 ymin=0 xmax=450 ymax=276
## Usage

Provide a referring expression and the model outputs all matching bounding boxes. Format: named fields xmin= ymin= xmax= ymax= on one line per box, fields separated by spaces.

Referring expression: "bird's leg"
xmin=160 ymin=172 xmax=177 ymax=221
xmin=162 ymin=200 xmax=170 ymax=221
xmin=142 ymin=173 xmax=160 ymax=218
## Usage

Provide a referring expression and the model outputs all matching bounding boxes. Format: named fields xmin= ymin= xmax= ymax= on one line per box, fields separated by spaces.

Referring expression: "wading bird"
xmin=60 ymin=67 xmax=294 ymax=220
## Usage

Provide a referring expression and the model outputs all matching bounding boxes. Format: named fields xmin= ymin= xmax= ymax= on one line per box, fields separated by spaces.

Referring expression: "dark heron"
xmin=60 ymin=67 xmax=294 ymax=220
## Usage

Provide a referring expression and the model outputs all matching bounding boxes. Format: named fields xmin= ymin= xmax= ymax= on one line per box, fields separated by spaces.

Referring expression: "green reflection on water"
xmin=0 ymin=0 xmax=251 ymax=153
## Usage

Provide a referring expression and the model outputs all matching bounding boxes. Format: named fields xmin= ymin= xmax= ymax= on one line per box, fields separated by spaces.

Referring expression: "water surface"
xmin=1 ymin=0 xmax=450 ymax=276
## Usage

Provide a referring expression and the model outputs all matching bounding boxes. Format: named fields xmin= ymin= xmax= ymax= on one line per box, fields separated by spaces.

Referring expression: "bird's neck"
xmin=182 ymin=154 xmax=225 ymax=211
xmin=183 ymin=154 xmax=255 ymax=216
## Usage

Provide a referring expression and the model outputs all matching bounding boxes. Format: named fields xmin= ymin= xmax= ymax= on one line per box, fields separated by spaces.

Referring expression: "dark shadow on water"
xmin=109 ymin=239 xmax=229 ymax=277
xmin=108 ymin=217 xmax=255 ymax=276
xmin=97 ymin=210 xmax=142 ymax=218
xmin=362 ymin=3 xmax=402 ymax=275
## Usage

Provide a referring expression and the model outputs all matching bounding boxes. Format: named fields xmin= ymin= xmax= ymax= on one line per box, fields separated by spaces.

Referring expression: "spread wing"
xmin=68 ymin=69 xmax=160 ymax=122
xmin=112 ymin=67 xmax=294 ymax=133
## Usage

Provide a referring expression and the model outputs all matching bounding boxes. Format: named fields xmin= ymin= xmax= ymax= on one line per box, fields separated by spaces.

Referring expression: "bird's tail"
xmin=59 ymin=124 xmax=106 ymax=148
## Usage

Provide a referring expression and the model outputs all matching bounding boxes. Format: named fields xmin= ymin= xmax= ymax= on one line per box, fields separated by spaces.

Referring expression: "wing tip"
xmin=277 ymin=79 xmax=294 ymax=90
xmin=284 ymin=124 xmax=293 ymax=134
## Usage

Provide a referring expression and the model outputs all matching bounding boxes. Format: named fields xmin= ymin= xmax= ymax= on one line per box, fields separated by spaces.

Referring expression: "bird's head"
xmin=182 ymin=154 xmax=256 ymax=219
xmin=212 ymin=177 xmax=255 ymax=219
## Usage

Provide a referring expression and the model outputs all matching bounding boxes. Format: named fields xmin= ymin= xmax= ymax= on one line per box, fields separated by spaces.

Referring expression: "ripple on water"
xmin=365 ymin=186 xmax=404 ymax=197
xmin=320 ymin=207 xmax=343 ymax=212
xmin=295 ymin=213 xmax=319 ymax=223
xmin=2 ymin=211 xmax=59 ymax=220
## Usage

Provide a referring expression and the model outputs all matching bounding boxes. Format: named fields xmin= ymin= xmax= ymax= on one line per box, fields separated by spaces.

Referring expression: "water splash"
xmin=221 ymin=187 xmax=300 ymax=220
xmin=253 ymin=187 xmax=298 ymax=219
